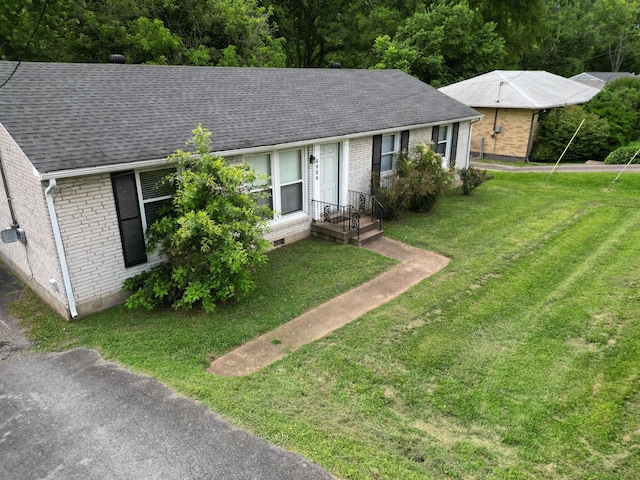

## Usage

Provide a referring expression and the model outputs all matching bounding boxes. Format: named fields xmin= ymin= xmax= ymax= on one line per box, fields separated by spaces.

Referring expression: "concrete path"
xmin=209 ymin=237 xmax=449 ymax=376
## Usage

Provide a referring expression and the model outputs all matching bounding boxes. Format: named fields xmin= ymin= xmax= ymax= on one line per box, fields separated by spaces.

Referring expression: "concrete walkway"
xmin=209 ymin=237 xmax=449 ymax=376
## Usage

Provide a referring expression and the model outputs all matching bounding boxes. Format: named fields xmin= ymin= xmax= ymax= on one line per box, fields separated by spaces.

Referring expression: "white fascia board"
xmin=39 ymin=157 xmax=176 ymax=180
xmin=38 ymin=115 xmax=481 ymax=180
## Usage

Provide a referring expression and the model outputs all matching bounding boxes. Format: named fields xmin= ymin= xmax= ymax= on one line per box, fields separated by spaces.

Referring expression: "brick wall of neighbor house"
xmin=471 ymin=108 xmax=535 ymax=159
xmin=53 ymin=174 xmax=163 ymax=316
xmin=0 ymin=127 xmax=70 ymax=317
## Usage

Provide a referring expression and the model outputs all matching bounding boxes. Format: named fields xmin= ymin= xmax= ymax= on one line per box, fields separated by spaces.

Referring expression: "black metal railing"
xmin=348 ymin=190 xmax=384 ymax=231
xmin=312 ymin=191 xmax=384 ymax=240
xmin=311 ymin=200 xmax=353 ymax=233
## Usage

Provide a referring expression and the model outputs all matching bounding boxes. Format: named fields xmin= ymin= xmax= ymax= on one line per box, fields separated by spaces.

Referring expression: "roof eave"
xmin=38 ymin=115 xmax=482 ymax=180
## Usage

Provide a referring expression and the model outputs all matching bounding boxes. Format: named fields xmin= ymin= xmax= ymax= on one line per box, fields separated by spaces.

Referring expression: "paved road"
xmin=0 ymin=265 xmax=334 ymax=480
xmin=471 ymin=160 xmax=640 ymax=173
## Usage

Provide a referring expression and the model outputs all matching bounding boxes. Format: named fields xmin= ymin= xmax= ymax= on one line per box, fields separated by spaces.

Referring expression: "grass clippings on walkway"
xmin=12 ymin=172 xmax=640 ymax=479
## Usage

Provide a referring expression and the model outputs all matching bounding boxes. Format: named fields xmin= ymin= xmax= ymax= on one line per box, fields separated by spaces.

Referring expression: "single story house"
xmin=0 ymin=61 xmax=480 ymax=319
xmin=569 ymin=71 xmax=635 ymax=90
xmin=439 ymin=70 xmax=600 ymax=161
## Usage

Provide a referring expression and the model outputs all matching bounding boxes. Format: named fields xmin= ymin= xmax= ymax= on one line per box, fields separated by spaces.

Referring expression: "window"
xmin=138 ymin=168 xmax=175 ymax=230
xmin=278 ymin=150 xmax=303 ymax=215
xmin=245 ymin=153 xmax=273 ymax=210
xmin=112 ymin=167 xmax=175 ymax=268
xmin=372 ymin=131 xmax=409 ymax=188
xmin=380 ymin=134 xmax=397 ymax=172
xmin=245 ymin=148 xmax=305 ymax=219
xmin=432 ymin=123 xmax=460 ymax=168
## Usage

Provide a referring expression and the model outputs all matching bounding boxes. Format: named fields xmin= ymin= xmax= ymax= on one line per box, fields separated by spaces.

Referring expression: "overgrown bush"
xmin=604 ymin=145 xmax=640 ymax=164
xmin=458 ymin=167 xmax=494 ymax=195
xmin=585 ymin=77 xmax=640 ymax=149
xmin=530 ymin=105 xmax=610 ymax=162
xmin=373 ymin=143 xmax=454 ymax=220
xmin=123 ymin=125 xmax=271 ymax=312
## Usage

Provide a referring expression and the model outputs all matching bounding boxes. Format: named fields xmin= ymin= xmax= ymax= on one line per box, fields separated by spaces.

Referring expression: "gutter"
xmin=44 ymin=178 xmax=78 ymax=318
xmin=38 ymin=115 xmax=483 ymax=180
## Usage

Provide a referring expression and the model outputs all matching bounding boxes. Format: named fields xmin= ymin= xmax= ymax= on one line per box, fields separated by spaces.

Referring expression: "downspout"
xmin=44 ymin=178 xmax=78 ymax=318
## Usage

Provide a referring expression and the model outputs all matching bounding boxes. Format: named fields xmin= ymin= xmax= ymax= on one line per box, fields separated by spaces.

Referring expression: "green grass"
xmin=12 ymin=172 xmax=640 ymax=479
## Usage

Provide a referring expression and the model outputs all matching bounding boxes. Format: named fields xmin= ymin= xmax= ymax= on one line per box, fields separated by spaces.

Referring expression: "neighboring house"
xmin=0 ymin=61 xmax=480 ymax=319
xmin=569 ymin=71 xmax=635 ymax=90
xmin=439 ymin=70 xmax=600 ymax=161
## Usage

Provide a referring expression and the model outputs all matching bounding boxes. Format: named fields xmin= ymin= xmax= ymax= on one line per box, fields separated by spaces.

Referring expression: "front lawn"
xmin=14 ymin=172 xmax=640 ymax=479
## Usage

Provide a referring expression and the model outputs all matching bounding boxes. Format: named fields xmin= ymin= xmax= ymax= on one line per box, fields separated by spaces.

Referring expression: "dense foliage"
xmin=2 ymin=0 xmax=639 ymax=76
xmin=123 ymin=126 xmax=271 ymax=312
xmin=530 ymin=105 xmax=611 ymax=162
xmin=584 ymin=77 xmax=640 ymax=149
xmin=604 ymin=145 xmax=640 ymax=164
xmin=373 ymin=143 xmax=454 ymax=220
xmin=458 ymin=167 xmax=494 ymax=195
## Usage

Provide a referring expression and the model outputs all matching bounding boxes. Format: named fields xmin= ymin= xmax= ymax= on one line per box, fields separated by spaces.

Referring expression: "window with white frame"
xmin=137 ymin=168 xmax=176 ymax=230
xmin=380 ymin=134 xmax=398 ymax=172
xmin=245 ymin=148 xmax=305 ymax=219
xmin=436 ymin=124 xmax=450 ymax=158
xmin=112 ymin=166 xmax=176 ymax=268
xmin=245 ymin=153 xmax=274 ymax=210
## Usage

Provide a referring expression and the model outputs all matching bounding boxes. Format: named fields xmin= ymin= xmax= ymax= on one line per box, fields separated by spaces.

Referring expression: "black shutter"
xmin=431 ymin=125 xmax=439 ymax=144
xmin=111 ymin=172 xmax=147 ymax=267
xmin=371 ymin=134 xmax=382 ymax=189
xmin=450 ymin=122 xmax=460 ymax=168
xmin=400 ymin=130 xmax=409 ymax=152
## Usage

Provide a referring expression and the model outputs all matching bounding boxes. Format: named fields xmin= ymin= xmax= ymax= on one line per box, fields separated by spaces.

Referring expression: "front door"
xmin=318 ymin=143 xmax=339 ymax=205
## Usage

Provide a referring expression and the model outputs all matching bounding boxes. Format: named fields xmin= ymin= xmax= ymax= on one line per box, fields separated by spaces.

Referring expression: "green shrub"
xmin=373 ymin=143 xmax=454 ymax=218
xmin=604 ymin=146 xmax=640 ymax=164
xmin=458 ymin=167 xmax=494 ymax=195
xmin=530 ymin=105 xmax=610 ymax=162
xmin=585 ymin=77 xmax=640 ymax=148
xmin=123 ymin=125 xmax=271 ymax=312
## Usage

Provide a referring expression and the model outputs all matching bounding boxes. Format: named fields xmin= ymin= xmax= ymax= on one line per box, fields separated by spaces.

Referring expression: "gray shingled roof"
xmin=0 ymin=62 xmax=479 ymax=175
xmin=439 ymin=70 xmax=600 ymax=109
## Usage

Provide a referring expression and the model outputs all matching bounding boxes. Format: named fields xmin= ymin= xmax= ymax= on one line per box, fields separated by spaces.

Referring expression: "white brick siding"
xmin=347 ymin=137 xmax=373 ymax=195
xmin=0 ymin=126 xmax=69 ymax=317
xmin=52 ymin=174 xmax=158 ymax=316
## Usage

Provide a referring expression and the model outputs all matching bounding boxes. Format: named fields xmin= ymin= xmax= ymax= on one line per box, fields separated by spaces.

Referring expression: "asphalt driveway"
xmin=0 ymin=265 xmax=333 ymax=480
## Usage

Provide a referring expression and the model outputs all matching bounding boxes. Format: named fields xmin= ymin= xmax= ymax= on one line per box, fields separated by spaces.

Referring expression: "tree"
xmin=123 ymin=125 xmax=272 ymax=312
xmin=529 ymin=105 xmax=610 ymax=162
xmin=373 ymin=1 xmax=506 ymax=86
xmin=0 ymin=0 xmax=286 ymax=67
xmin=584 ymin=77 xmax=640 ymax=148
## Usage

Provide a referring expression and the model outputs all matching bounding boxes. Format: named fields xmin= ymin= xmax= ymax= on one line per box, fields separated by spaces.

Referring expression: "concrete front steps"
xmin=310 ymin=216 xmax=383 ymax=246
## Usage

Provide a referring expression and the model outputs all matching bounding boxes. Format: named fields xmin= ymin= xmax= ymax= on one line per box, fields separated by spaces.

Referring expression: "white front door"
xmin=318 ymin=143 xmax=339 ymax=205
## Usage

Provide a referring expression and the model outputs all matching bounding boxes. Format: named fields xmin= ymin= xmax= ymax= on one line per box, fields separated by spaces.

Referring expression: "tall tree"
xmin=0 ymin=0 xmax=286 ymax=66
xmin=373 ymin=1 xmax=506 ymax=86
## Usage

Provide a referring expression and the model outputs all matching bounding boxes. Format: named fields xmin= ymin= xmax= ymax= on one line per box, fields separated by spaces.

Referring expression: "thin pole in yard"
xmin=546 ymin=118 xmax=585 ymax=185
xmin=610 ymin=146 xmax=640 ymax=189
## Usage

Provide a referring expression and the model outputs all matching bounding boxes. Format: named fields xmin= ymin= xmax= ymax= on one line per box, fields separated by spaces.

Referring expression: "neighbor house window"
xmin=245 ymin=148 xmax=305 ymax=219
xmin=112 ymin=167 xmax=176 ymax=268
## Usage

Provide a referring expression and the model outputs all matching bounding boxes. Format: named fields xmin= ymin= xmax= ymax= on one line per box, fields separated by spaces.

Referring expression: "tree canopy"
xmin=1 ymin=0 xmax=639 ymax=78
